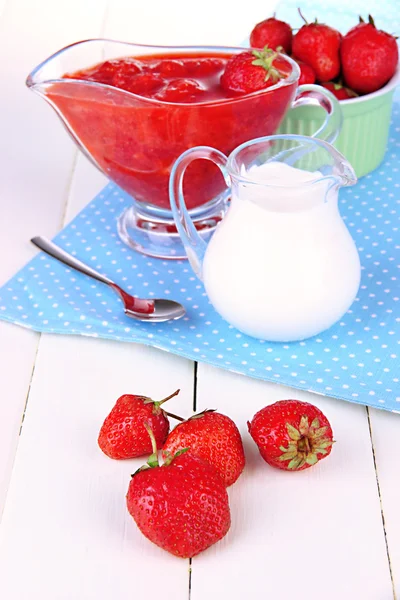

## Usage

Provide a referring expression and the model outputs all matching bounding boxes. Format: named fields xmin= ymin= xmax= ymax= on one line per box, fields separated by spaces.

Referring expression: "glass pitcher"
xmin=26 ymin=40 xmax=342 ymax=259
xmin=170 ymin=135 xmax=361 ymax=342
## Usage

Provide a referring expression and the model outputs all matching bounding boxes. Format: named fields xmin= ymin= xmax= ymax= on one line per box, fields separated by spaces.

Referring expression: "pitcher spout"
xmin=332 ymin=151 xmax=358 ymax=188
xmin=327 ymin=142 xmax=359 ymax=189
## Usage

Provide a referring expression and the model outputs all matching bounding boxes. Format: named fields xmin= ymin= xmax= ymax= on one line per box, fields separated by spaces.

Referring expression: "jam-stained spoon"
xmin=31 ymin=236 xmax=185 ymax=323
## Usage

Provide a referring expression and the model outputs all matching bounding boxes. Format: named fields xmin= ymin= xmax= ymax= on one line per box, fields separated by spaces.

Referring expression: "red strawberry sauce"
xmin=47 ymin=53 xmax=296 ymax=210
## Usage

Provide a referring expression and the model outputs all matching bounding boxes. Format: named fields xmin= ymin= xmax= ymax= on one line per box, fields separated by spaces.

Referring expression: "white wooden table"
xmin=0 ymin=0 xmax=399 ymax=598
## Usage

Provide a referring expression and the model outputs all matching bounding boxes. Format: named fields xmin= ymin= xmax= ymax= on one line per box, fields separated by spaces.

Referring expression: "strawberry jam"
xmin=47 ymin=53 xmax=296 ymax=210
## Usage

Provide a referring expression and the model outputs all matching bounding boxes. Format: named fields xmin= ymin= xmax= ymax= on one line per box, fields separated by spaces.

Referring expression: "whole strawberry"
xmin=322 ymin=81 xmax=358 ymax=100
xmin=341 ymin=15 xmax=398 ymax=94
xmin=292 ymin=11 xmax=342 ymax=82
xmin=250 ymin=16 xmax=293 ymax=53
xmin=162 ymin=409 xmax=245 ymax=486
xmin=98 ymin=389 xmax=181 ymax=459
xmin=127 ymin=424 xmax=231 ymax=558
xmin=248 ymin=400 xmax=334 ymax=471
xmin=221 ymin=48 xmax=285 ymax=95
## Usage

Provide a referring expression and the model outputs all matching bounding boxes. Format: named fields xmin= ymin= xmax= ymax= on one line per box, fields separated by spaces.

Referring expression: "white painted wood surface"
xmin=369 ymin=408 xmax=400 ymax=597
xmin=0 ymin=0 xmax=106 ymax=517
xmin=194 ymin=365 xmax=395 ymax=600
xmin=0 ymin=335 xmax=194 ymax=600
xmin=0 ymin=0 xmax=399 ymax=598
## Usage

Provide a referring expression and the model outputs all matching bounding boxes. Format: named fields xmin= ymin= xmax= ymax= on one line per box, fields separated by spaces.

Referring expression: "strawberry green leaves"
xmin=251 ymin=48 xmax=282 ymax=83
xmin=248 ymin=400 xmax=334 ymax=472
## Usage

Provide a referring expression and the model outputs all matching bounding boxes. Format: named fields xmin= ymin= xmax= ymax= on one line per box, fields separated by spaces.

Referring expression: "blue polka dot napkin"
xmin=1 ymin=88 xmax=399 ymax=413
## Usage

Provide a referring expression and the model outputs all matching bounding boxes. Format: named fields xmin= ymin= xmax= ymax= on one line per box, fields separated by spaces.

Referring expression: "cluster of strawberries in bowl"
xmin=248 ymin=11 xmax=398 ymax=100
xmin=98 ymin=390 xmax=334 ymax=558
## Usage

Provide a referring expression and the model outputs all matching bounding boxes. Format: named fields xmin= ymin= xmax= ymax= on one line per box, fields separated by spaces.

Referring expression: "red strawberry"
xmin=150 ymin=58 xmax=186 ymax=77
xmin=156 ymin=78 xmax=206 ymax=102
xmin=127 ymin=424 xmax=231 ymax=558
xmin=247 ymin=399 xmax=334 ymax=471
xmin=162 ymin=409 xmax=245 ymax=486
xmin=98 ymin=389 xmax=182 ymax=459
xmin=292 ymin=11 xmax=342 ymax=82
xmin=187 ymin=57 xmax=226 ymax=75
xmin=341 ymin=15 xmax=398 ymax=94
xmin=123 ymin=72 xmax=165 ymax=95
xmin=220 ymin=48 xmax=285 ymax=95
xmin=295 ymin=59 xmax=316 ymax=85
xmin=322 ymin=81 xmax=358 ymax=100
xmin=67 ymin=58 xmax=141 ymax=85
xmin=87 ymin=58 xmax=142 ymax=84
xmin=250 ymin=16 xmax=293 ymax=53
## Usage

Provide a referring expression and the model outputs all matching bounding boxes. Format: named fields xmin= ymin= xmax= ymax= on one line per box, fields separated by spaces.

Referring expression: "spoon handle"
xmin=31 ymin=236 xmax=113 ymax=286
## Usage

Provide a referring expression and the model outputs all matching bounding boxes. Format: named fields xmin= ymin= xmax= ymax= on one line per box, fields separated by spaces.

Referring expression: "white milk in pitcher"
xmin=202 ymin=162 xmax=361 ymax=342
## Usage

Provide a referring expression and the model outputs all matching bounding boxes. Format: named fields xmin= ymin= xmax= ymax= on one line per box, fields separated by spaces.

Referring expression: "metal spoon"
xmin=31 ymin=236 xmax=186 ymax=322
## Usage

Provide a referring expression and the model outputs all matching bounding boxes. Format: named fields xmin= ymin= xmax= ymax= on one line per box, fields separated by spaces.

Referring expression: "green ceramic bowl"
xmin=278 ymin=67 xmax=400 ymax=178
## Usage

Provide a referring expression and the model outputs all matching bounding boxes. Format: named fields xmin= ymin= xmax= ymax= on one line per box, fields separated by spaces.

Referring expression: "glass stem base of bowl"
xmin=117 ymin=194 xmax=229 ymax=260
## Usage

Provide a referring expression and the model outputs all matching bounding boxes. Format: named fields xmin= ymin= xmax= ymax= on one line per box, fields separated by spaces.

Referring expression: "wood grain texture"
xmin=0 ymin=324 xmax=39 ymax=518
xmin=192 ymin=364 xmax=394 ymax=600
xmin=0 ymin=0 xmax=107 ymax=518
xmin=63 ymin=154 xmax=108 ymax=224
xmin=369 ymin=408 xmax=400 ymax=598
xmin=0 ymin=0 xmax=108 ymax=284
xmin=0 ymin=334 xmax=194 ymax=599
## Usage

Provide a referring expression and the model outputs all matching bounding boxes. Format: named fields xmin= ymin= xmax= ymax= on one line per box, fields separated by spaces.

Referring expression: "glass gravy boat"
xmin=170 ymin=135 xmax=361 ymax=342
xmin=27 ymin=39 xmax=342 ymax=259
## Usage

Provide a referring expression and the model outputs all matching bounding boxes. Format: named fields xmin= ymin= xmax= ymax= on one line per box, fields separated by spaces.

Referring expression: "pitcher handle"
xmin=169 ymin=146 xmax=230 ymax=280
xmin=292 ymin=84 xmax=343 ymax=144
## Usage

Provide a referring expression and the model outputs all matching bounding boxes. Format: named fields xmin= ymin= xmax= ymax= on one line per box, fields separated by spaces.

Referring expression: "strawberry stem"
xmin=188 ymin=408 xmax=216 ymax=421
xmin=157 ymin=389 xmax=180 ymax=405
xmin=164 ymin=410 xmax=185 ymax=422
xmin=144 ymin=422 xmax=159 ymax=468
xmin=251 ymin=48 xmax=282 ymax=83
xmin=278 ymin=416 xmax=334 ymax=470
xmin=298 ymin=7 xmax=308 ymax=25
xmin=163 ymin=447 xmax=189 ymax=466
xmin=143 ymin=389 xmax=181 ymax=415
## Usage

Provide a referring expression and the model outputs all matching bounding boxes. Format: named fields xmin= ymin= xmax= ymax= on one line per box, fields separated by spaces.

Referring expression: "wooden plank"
xmin=0 ymin=82 xmax=193 ymax=596
xmin=63 ymin=154 xmax=108 ymax=223
xmin=191 ymin=364 xmax=394 ymax=600
xmin=0 ymin=0 xmax=106 ymax=516
xmin=0 ymin=334 xmax=194 ymax=599
xmin=0 ymin=0 xmax=8 ymax=22
xmin=369 ymin=408 xmax=400 ymax=598
xmin=0 ymin=0 xmax=107 ymax=284
xmin=102 ymin=0 xmax=275 ymax=46
xmin=0 ymin=324 xmax=39 ymax=518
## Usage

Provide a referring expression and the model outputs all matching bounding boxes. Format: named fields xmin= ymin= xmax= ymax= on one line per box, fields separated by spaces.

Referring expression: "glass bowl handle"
xmin=169 ymin=146 xmax=230 ymax=280
xmin=292 ymin=84 xmax=343 ymax=144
